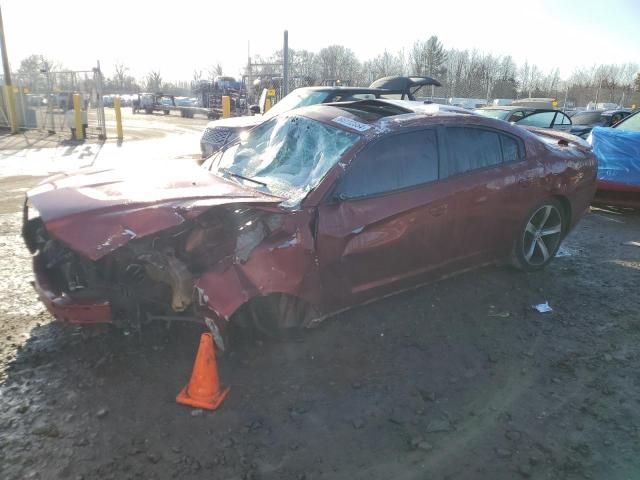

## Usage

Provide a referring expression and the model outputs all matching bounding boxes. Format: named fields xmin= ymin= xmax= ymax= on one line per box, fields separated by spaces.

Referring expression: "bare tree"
xmin=146 ymin=71 xmax=162 ymax=92
xmin=315 ymin=45 xmax=361 ymax=84
xmin=114 ymin=63 xmax=128 ymax=91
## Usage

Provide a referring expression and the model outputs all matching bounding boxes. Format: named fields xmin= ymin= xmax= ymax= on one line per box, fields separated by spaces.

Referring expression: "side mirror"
xmin=249 ymin=104 xmax=261 ymax=115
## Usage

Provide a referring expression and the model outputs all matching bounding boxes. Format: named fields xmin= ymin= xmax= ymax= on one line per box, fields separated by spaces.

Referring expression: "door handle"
xmin=518 ymin=178 xmax=532 ymax=188
xmin=429 ymin=204 xmax=447 ymax=217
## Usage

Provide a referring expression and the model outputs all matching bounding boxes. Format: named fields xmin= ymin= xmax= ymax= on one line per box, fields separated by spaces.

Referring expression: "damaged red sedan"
xmin=23 ymin=101 xmax=596 ymax=348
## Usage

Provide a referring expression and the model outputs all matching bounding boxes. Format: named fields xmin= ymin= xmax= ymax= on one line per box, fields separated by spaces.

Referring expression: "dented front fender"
xmin=195 ymin=209 xmax=322 ymax=321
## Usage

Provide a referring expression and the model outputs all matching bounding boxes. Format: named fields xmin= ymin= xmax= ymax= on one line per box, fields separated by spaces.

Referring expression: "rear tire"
xmin=512 ymin=199 xmax=565 ymax=271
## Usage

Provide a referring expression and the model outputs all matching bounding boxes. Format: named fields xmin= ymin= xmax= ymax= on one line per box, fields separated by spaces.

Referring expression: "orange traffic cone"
xmin=176 ymin=333 xmax=229 ymax=410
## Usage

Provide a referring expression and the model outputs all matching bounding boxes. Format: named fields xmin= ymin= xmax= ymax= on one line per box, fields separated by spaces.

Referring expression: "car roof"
xmin=294 ymin=100 xmax=476 ymax=137
xmin=477 ymin=106 xmax=534 ymax=111
xmin=298 ymin=86 xmax=388 ymax=94
xmin=601 ymin=109 xmax=631 ymax=115
xmin=477 ymin=106 xmax=565 ymax=113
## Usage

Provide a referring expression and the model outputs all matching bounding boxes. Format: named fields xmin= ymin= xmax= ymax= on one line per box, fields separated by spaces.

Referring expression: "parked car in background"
xmin=589 ymin=110 xmax=640 ymax=208
xmin=569 ymin=109 xmax=632 ymax=138
xmin=474 ymin=106 xmax=572 ymax=131
xmin=24 ymin=100 xmax=596 ymax=344
xmin=512 ymin=98 xmax=559 ymax=109
xmin=199 ymin=76 xmax=441 ymax=158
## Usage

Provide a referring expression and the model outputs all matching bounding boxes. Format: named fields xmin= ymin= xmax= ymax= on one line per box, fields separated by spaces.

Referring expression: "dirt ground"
xmin=1 ymin=160 xmax=640 ymax=479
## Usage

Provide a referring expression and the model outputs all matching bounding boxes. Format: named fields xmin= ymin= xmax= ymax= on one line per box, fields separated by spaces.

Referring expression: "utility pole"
xmin=0 ymin=5 xmax=18 ymax=133
xmin=283 ymin=30 xmax=289 ymax=97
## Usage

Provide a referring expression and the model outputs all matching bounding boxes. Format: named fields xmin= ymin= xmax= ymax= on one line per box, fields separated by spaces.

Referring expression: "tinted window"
xmin=501 ymin=135 xmax=521 ymax=162
xmin=339 ymin=130 xmax=439 ymax=198
xmin=517 ymin=111 xmax=555 ymax=128
xmin=446 ymin=127 xmax=502 ymax=174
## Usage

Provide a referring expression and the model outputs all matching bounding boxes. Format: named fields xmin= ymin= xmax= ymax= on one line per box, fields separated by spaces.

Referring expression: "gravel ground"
xmin=0 ymin=171 xmax=639 ymax=479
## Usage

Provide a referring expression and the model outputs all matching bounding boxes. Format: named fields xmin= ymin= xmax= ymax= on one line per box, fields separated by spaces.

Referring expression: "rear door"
xmin=315 ymin=128 xmax=456 ymax=308
xmin=440 ymin=125 xmax=536 ymax=263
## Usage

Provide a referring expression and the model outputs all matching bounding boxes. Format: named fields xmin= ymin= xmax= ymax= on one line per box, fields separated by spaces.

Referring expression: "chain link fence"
xmin=0 ymin=65 xmax=106 ymax=138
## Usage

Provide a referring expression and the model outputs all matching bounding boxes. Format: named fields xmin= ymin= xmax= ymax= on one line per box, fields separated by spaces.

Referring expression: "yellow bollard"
xmin=3 ymin=85 xmax=18 ymax=134
xmin=73 ymin=93 xmax=83 ymax=141
xmin=114 ymin=95 xmax=123 ymax=141
xmin=222 ymin=95 xmax=231 ymax=118
xmin=264 ymin=97 xmax=271 ymax=113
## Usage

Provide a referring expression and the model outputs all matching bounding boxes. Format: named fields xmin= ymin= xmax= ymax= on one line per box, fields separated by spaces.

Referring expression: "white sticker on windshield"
xmin=332 ymin=116 xmax=371 ymax=132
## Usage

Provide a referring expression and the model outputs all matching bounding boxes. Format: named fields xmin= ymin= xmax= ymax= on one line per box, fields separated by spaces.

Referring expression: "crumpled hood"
xmin=27 ymin=163 xmax=282 ymax=260
xmin=205 ymin=115 xmax=263 ymax=130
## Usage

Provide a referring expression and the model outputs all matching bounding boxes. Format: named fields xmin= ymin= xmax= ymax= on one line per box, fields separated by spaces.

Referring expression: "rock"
xmin=15 ymin=404 xmax=29 ymax=414
xmin=505 ymin=430 xmax=522 ymax=441
xmin=73 ymin=437 xmax=89 ymax=447
xmin=32 ymin=423 xmax=60 ymax=438
xmin=426 ymin=418 xmax=452 ymax=433
xmin=147 ymin=452 xmax=161 ymax=464
xmin=419 ymin=389 xmax=437 ymax=402
xmin=603 ymin=353 xmax=613 ymax=362
xmin=222 ymin=438 xmax=235 ymax=448
xmin=495 ymin=448 xmax=512 ymax=458
xmin=417 ymin=441 xmax=433 ymax=452
xmin=96 ymin=408 xmax=109 ymax=418
xmin=351 ymin=382 xmax=362 ymax=389
xmin=518 ymin=464 xmax=532 ymax=477
xmin=603 ymin=439 xmax=613 ymax=446
xmin=529 ymin=455 xmax=540 ymax=466
xmin=190 ymin=409 xmax=204 ymax=417
xmin=352 ymin=418 xmax=365 ymax=429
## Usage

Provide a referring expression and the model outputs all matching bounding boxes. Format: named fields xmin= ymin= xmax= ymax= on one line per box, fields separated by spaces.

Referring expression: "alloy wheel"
xmin=522 ymin=204 xmax=563 ymax=266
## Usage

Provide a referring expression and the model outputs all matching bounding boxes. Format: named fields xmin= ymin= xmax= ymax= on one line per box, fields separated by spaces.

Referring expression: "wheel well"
xmin=551 ymin=195 xmax=572 ymax=231
xmin=229 ymin=293 xmax=318 ymax=334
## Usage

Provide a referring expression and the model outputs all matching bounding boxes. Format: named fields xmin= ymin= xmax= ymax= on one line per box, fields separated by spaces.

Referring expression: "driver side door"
xmin=315 ymin=128 xmax=457 ymax=310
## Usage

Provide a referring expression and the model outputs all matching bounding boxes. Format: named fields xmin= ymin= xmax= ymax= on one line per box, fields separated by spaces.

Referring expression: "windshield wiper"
xmin=220 ymin=168 xmax=267 ymax=187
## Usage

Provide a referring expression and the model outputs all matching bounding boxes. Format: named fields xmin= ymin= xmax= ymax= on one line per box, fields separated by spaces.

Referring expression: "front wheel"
xmin=512 ymin=199 xmax=565 ymax=271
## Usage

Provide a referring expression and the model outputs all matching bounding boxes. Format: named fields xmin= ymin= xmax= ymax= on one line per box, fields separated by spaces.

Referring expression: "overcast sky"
xmin=3 ymin=0 xmax=639 ymax=81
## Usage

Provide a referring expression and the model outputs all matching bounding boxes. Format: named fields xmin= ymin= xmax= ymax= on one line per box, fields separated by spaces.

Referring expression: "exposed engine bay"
xmin=23 ymin=202 xmax=284 ymax=333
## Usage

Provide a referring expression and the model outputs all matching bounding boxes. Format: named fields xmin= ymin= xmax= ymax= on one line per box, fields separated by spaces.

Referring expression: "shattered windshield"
xmin=213 ymin=114 xmax=360 ymax=207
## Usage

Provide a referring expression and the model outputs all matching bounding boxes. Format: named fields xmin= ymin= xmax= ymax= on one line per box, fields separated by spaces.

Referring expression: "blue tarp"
xmin=591 ymin=126 xmax=640 ymax=185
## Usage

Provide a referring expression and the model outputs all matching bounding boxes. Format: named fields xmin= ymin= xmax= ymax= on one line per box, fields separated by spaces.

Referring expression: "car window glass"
xmin=554 ymin=113 xmax=570 ymax=126
xmin=501 ymin=135 xmax=521 ymax=162
xmin=446 ymin=127 xmax=502 ymax=174
xmin=615 ymin=112 xmax=640 ymax=132
xmin=339 ymin=130 xmax=439 ymax=198
xmin=350 ymin=93 xmax=377 ymax=100
xmin=517 ymin=111 xmax=555 ymax=128
xmin=508 ymin=111 xmax=527 ymax=122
